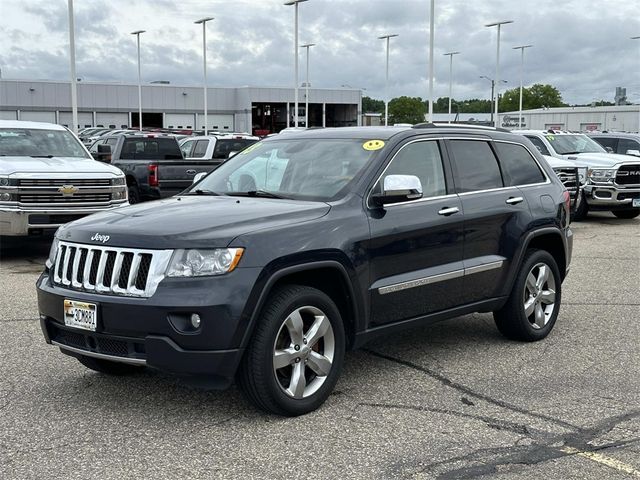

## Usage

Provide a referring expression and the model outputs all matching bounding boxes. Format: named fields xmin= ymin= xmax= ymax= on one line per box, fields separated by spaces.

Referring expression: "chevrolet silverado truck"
xmin=39 ymin=124 xmax=573 ymax=415
xmin=514 ymin=130 xmax=640 ymax=219
xmin=91 ymin=133 xmax=214 ymax=204
xmin=0 ymin=120 xmax=127 ymax=236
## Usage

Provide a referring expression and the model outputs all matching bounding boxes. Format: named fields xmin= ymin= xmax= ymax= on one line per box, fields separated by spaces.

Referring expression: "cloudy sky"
xmin=0 ymin=0 xmax=638 ymax=105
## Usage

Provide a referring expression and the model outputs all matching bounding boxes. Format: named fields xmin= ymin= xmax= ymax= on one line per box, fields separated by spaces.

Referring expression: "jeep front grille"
xmin=53 ymin=241 xmax=173 ymax=297
xmin=615 ymin=164 xmax=640 ymax=186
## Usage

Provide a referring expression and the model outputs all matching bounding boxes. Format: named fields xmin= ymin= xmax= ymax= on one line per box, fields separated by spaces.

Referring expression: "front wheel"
xmin=237 ymin=285 xmax=345 ymax=416
xmin=128 ymin=185 xmax=140 ymax=204
xmin=494 ymin=249 xmax=562 ymax=342
xmin=612 ymin=208 xmax=640 ymax=219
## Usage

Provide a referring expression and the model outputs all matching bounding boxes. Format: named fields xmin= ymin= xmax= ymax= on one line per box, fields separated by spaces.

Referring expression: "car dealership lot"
xmin=0 ymin=213 xmax=638 ymax=479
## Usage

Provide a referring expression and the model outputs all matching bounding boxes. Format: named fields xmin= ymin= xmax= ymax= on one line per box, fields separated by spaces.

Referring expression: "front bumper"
xmin=584 ymin=184 xmax=640 ymax=210
xmin=0 ymin=203 xmax=127 ymax=236
xmin=37 ymin=266 xmax=262 ymax=384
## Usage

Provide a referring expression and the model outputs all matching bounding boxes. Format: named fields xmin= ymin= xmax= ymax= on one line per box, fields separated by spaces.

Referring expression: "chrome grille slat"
xmin=51 ymin=241 xmax=173 ymax=298
xmin=19 ymin=179 xmax=111 ymax=187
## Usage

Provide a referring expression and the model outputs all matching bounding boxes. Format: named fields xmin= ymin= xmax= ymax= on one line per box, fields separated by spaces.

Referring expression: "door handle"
xmin=506 ymin=196 xmax=524 ymax=205
xmin=438 ymin=206 xmax=460 ymax=216
xmin=186 ymin=169 xmax=197 ymax=175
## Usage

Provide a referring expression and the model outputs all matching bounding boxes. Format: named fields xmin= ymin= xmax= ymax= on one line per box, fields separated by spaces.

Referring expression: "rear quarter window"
xmin=495 ymin=142 xmax=546 ymax=186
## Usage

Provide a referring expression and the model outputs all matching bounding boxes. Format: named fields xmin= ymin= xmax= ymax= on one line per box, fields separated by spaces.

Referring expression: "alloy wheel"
xmin=523 ymin=262 xmax=557 ymax=329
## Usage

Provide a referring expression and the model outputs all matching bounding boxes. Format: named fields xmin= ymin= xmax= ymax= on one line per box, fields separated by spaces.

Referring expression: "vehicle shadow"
xmin=0 ymin=235 xmax=53 ymax=261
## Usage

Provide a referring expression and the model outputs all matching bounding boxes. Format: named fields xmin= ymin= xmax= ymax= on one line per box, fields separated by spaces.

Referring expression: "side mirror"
xmin=371 ymin=174 xmax=423 ymax=206
xmin=626 ymin=149 xmax=640 ymax=157
xmin=192 ymin=172 xmax=207 ymax=184
xmin=605 ymin=146 xmax=614 ymax=153
xmin=93 ymin=144 xmax=112 ymax=162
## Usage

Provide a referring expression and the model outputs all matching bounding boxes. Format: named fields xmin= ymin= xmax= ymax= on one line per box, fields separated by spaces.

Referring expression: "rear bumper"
xmin=0 ymin=203 xmax=128 ymax=236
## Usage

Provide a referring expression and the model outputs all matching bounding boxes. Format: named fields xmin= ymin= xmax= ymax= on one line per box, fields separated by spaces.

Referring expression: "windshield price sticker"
xmin=363 ymin=140 xmax=385 ymax=151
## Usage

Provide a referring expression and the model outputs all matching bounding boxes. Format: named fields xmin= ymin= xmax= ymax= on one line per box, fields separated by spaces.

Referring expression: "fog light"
xmin=190 ymin=313 xmax=201 ymax=329
xmin=0 ymin=192 xmax=11 ymax=201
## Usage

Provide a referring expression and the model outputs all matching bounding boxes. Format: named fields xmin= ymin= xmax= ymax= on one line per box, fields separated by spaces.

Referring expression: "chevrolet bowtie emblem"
xmin=58 ymin=185 xmax=79 ymax=196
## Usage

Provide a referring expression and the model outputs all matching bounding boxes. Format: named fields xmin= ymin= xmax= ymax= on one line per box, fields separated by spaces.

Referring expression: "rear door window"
xmin=449 ymin=140 xmax=503 ymax=193
xmin=617 ymin=138 xmax=640 ymax=155
xmin=495 ymin=142 xmax=546 ymax=186
xmin=192 ymin=140 xmax=209 ymax=158
xmin=213 ymin=139 xmax=258 ymax=159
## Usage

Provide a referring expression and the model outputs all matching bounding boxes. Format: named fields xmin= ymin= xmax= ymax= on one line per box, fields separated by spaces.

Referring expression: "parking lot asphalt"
xmin=0 ymin=212 xmax=638 ymax=480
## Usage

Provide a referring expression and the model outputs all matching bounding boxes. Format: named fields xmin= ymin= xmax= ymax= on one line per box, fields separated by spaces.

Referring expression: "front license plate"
xmin=633 ymin=198 xmax=640 ymax=207
xmin=64 ymin=300 xmax=97 ymax=332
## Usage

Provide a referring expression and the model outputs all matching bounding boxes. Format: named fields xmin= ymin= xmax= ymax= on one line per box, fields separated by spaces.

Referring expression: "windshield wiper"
xmin=185 ymin=189 xmax=221 ymax=196
xmin=30 ymin=155 xmax=55 ymax=158
xmin=227 ymin=190 xmax=289 ymax=199
xmin=561 ymin=151 xmax=581 ymax=155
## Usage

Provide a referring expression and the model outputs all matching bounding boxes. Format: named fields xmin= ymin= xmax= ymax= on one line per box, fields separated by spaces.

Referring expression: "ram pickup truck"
xmin=91 ymin=133 xmax=214 ymax=203
xmin=39 ymin=124 xmax=573 ymax=415
xmin=514 ymin=129 xmax=640 ymax=219
xmin=0 ymin=120 xmax=128 ymax=236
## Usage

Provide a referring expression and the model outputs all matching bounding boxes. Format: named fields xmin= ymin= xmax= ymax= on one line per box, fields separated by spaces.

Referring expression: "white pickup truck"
xmin=514 ymin=130 xmax=640 ymax=220
xmin=0 ymin=120 xmax=128 ymax=236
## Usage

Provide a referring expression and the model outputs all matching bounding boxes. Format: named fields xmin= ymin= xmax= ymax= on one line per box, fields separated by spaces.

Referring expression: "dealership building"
xmin=0 ymin=79 xmax=361 ymax=135
xmin=498 ymin=105 xmax=640 ymax=133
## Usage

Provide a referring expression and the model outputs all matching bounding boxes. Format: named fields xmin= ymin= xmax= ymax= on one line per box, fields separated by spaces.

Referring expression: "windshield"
xmin=188 ymin=138 xmax=377 ymax=201
xmin=545 ymin=134 xmax=606 ymax=155
xmin=0 ymin=128 xmax=89 ymax=158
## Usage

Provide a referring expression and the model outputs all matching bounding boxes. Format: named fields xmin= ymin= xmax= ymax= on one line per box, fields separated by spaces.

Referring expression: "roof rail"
xmin=411 ymin=122 xmax=437 ymax=129
xmin=412 ymin=122 xmax=511 ymax=133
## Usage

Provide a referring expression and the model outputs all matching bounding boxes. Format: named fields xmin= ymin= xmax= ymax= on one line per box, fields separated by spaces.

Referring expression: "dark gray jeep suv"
xmin=38 ymin=124 xmax=573 ymax=416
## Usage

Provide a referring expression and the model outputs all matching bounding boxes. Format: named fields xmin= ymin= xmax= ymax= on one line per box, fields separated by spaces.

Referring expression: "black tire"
xmin=237 ymin=285 xmax=346 ymax=416
xmin=571 ymin=191 xmax=588 ymax=221
xmin=612 ymin=208 xmax=640 ymax=219
xmin=494 ymin=249 xmax=562 ymax=342
xmin=77 ymin=355 xmax=144 ymax=375
xmin=128 ymin=185 xmax=140 ymax=204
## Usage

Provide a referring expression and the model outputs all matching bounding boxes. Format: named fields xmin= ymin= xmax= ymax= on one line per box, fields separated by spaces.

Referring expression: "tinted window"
xmin=192 ymin=140 xmax=209 ymax=158
xmin=105 ymin=137 xmax=118 ymax=147
xmin=593 ymin=137 xmax=618 ymax=152
xmin=377 ymin=141 xmax=446 ymax=198
xmin=526 ymin=136 xmax=550 ymax=156
xmin=450 ymin=140 xmax=503 ymax=193
xmin=213 ymin=139 xmax=258 ymax=159
xmin=495 ymin=142 xmax=545 ymax=186
xmin=121 ymin=138 xmax=183 ymax=160
xmin=618 ymin=138 xmax=640 ymax=155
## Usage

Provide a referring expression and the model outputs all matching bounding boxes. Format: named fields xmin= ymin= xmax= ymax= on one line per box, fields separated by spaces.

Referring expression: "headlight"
xmin=112 ymin=189 xmax=127 ymax=200
xmin=166 ymin=248 xmax=244 ymax=277
xmin=0 ymin=177 xmax=9 ymax=187
xmin=587 ymin=168 xmax=614 ymax=182
xmin=45 ymin=237 xmax=60 ymax=270
xmin=111 ymin=177 xmax=126 ymax=186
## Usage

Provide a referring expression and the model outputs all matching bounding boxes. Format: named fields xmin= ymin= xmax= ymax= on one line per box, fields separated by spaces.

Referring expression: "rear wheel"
xmin=128 ymin=185 xmax=140 ymax=204
xmin=238 ymin=285 xmax=345 ymax=416
xmin=494 ymin=249 xmax=562 ymax=342
xmin=612 ymin=208 xmax=640 ymax=219
xmin=77 ymin=355 xmax=144 ymax=375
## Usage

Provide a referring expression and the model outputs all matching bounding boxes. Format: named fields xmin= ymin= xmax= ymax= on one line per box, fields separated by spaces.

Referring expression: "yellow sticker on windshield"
xmin=238 ymin=143 xmax=260 ymax=155
xmin=363 ymin=140 xmax=385 ymax=151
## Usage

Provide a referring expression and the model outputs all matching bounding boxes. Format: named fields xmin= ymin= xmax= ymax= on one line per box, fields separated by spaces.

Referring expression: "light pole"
xmin=67 ymin=0 xmax=78 ymax=133
xmin=443 ymin=51 xmax=460 ymax=123
xmin=485 ymin=20 xmax=513 ymax=129
xmin=513 ymin=44 xmax=533 ymax=129
xmin=300 ymin=43 xmax=315 ymax=127
xmin=195 ymin=17 xmax=214 ymax=135
xmin=428 ymin=0 xmax=435 ymax=122
xmin=480 ymin=76 xmax=506 ymax=126
xmin=379 ymin=34 xmax=398 ymax=126
xmin=131 ymin=30 xmax=146 ymax=131
xmin=284 ymin=0 xmax=308 ymax=128
xmin=632 ymin=36 xmax=640 ymax=133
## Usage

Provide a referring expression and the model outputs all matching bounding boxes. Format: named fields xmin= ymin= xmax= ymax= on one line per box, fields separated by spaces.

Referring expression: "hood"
xmin=542 ymin=155 xmax=587 ymax=169
xmin=56 ymin=195 xmax=331 ymax=249
xmin=0 ymin=156 xmax=122 ymax=176
xmin=562 ymin=152 xmax=636 ymax=167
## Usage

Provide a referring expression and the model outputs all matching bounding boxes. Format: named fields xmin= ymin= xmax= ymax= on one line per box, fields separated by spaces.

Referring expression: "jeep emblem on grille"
xmin=58 ymin=185 xmax=79 ymax=196
xmin=91 ymin=233 xmax=110 ymax=244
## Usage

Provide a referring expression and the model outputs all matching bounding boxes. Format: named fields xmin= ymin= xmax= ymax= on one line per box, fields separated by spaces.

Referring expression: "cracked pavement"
xmin=0 ymin=212 xmax=639 ymax=479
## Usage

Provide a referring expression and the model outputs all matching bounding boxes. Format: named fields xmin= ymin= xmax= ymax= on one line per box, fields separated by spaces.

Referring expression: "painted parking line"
xmin=561 ymin=446 xmax=640 ymax=478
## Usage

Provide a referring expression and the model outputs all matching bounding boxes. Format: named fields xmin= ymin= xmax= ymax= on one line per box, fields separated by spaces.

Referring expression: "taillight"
xmin=562 ymin=190 xmax=571 ymax=215
xmin=148 ymin=164 xmax=159 ymax=187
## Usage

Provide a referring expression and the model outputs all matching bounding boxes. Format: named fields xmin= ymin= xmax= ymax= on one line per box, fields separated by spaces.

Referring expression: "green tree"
xmin=499 ymin=83 xmax=566 ymax=111
xmin=362 ymin=96 xmax=385 ymax=114
xmin=388 ymin=96 xmax=427 ymax=124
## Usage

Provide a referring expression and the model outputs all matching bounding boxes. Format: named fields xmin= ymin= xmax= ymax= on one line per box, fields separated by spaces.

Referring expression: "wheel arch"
xmin=240 ymin=260 xmax=362 ymax=351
